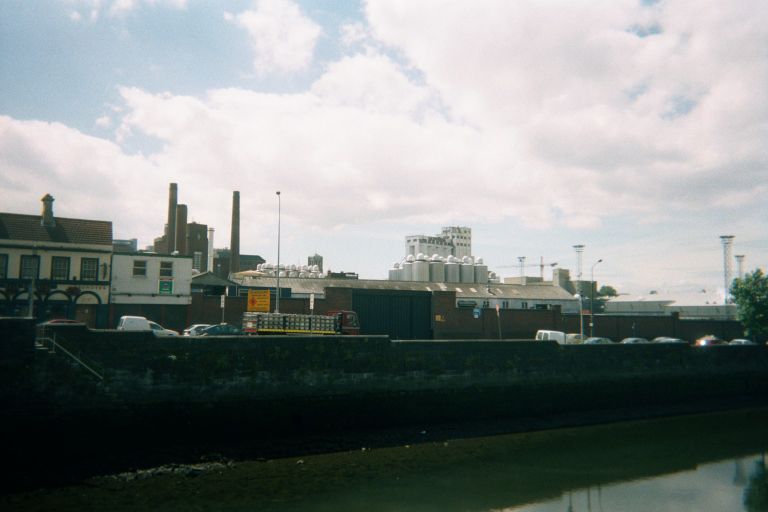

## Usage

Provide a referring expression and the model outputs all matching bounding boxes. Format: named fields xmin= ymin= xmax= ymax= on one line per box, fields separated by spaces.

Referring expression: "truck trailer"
xmin=242 ymin=310 xmax=360 ymax=335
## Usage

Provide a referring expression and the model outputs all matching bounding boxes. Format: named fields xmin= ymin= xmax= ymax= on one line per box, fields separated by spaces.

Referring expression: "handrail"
xmin=41 ymin=333 xmax=104 ymax=381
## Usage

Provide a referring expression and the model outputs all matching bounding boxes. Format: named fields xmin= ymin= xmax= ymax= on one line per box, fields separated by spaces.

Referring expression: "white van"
xmin=117 ymin=316 xmax=179 ymax=336
xmin=535 ymin=330 xmax=566 ymax=344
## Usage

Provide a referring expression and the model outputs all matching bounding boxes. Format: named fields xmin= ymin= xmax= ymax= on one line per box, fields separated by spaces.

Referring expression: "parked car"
xmin=652 ymin=337 xmax=688 ymax=344
xmin=729 ymin=338 xmax=756 ymax=345
xmin=620 ymin=337 xmax=649 ymax=344
xmin=183 ymin=324 xmax=211 ymax=336
xmin=583 ymin=337 xmax=614 ymax=345
xmin=38 ymin=318 xmax=84 ymax=325
xmin=694 ymin=335 xmax=725 ymax=346
xmin=535 ymin=330 xmax=566 ymax=344
xmin=199 ymin=323 xmax=244 ymax=336
xmin=565 ymin=333 xmax=585 ymax=344
xmin=116 ymin=315 xmax=179 ymax=336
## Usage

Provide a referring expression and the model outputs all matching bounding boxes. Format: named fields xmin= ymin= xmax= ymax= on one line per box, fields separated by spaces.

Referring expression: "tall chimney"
xmin=41 ymin=194 xmax=55 ymax=227
xmin=167 ymin=183 xmax=178 ymax=254
xmin=207 ymin=227 xmax=215 ymax=273
xmin=230 ymin=191 xmax=240 ymax=273
xmin=175 ymin=204 xmax=188 ymax=255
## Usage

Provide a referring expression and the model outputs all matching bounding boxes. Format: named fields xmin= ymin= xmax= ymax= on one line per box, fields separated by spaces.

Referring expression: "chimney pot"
xmin=41 ymin=194 xmax=55 ymax=227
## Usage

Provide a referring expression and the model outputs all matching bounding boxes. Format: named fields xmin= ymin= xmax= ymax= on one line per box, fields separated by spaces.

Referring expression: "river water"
xmin=4 ymin=408 xmax=767 ymax=511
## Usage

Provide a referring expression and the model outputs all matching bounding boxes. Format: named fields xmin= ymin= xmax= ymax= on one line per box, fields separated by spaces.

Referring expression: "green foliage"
xmin=598 ymin=285 xmax=618 ymax=297
xmin=731 ymin=269 xmax=768 ymax=340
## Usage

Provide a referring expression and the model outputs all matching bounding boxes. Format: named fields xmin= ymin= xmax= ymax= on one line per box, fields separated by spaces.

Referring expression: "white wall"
xmin=110 ymin=253 xmax=192 ymax=304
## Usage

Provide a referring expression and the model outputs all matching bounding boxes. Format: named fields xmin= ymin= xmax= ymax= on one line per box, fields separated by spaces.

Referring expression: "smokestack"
xmin=207 ymin=227 xmax=215 ymax=273
xmin=41 ymin=194 xmax=55 ymax=227
xmin=230 ymin=191 xmax=240 ymax=273
xmin=175 ymin=204 xmax=188 ymax=255
xmin=167 ymin=183 xmax=178 ymax=254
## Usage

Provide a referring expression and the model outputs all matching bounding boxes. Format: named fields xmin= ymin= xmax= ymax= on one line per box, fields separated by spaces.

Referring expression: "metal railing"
xmin=37 ymin=332 xmax=104 ymax=381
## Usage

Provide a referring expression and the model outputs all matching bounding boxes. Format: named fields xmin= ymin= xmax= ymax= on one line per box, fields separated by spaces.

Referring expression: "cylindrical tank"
xmin=429 ymin=256 xmax=445 ymax=283
xmin=444 ymin=260 xmax=460 ymax=283
xmin=413 ymin=254 xmax=429 ymax=282
xmin=460 ymin=256 xmax=475 ymax=283
xmin=474 ymin=258 xmax=488 ymax=284
xmin=402 ymin=261 xmax=413 ymax=281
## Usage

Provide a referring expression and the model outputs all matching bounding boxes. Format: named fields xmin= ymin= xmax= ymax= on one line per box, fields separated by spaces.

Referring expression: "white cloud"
xmin=66 ymin=0 xmax=187 ymax=20
xmin=226 ymin=0 xmax=322 ymax=74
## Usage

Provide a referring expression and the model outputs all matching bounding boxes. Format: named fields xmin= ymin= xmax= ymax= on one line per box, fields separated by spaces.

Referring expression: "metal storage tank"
xmin=413 ymin=253 xmax=429 ymax=282
xmin=444 ymin=256 xmax=460 ymax=283
xmin=402 ymin=261 xmax=413 ymax=281
xmin=389 ymin=262 xmax=401 ymax=281
xmin=429 ymin=254 xmax=445 ymax=282
xmin=460 ymin=256 xmax=475 ymax=283
xmin=474 ymin=257 xmax=488 ymax=284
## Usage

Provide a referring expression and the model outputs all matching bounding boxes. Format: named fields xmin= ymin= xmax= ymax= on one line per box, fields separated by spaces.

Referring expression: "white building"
xmin=405 ymin=226 xmax=472 ymax=259
xmin=0 ymin=194 xmax=112 ymax=325
xmin=110 ymin=252 xmax=193 ymax=305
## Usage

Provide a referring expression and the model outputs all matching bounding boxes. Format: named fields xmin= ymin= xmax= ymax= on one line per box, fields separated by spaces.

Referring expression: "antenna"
xmin=518 ymin=256 xmax=526 ymax=285
xmin=735 ymin=254 xmax=745 ymax=279
xmin=720 ymin=235 xmax=734 ymax=304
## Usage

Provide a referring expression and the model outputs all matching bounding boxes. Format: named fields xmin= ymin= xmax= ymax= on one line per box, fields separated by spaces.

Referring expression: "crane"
xmin=496 ymin=256 xmax=558 ymax=280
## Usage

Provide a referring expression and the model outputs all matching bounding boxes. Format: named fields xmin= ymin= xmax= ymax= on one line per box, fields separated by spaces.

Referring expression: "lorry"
xmin=242 ymin=310 xmax=360 ymax=336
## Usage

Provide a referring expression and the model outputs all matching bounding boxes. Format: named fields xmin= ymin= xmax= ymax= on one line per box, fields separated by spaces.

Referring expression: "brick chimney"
xmin=167 ymin=183 xmax=178 ymax=254
xmin=41 ymin=194 xmax=55 ymax=227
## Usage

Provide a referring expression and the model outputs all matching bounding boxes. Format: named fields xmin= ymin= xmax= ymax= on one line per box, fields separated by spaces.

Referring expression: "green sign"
xmin=158 ymin=280 xmax=173 ymax=295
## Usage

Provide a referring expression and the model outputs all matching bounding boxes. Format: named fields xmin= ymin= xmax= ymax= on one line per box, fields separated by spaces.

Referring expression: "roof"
xmin=191 ymin=271 xmax=236 ymax=287
xmin=0 ymin=213 xmax=112 ymax=246
xmin=231 ymin=275 xmax=577 ymax=301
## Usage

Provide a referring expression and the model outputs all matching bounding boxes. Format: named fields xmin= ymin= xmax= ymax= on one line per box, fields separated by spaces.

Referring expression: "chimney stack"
xmin=175 ymin=204 xmax=188 ymax=255
xmin=41 ymin=194 xmax=55 ymax=227
xmin=230 ymin=191 xmax=240 ymax=273
xmin=167 ymin=183 xmax=178 ymax=254
xmin=207 ymin=227 xmax=215 ymax=273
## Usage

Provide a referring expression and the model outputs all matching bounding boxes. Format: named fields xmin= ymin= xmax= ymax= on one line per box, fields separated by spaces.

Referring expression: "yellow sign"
xmin=247 ymin=289 xmax=271 ymax=312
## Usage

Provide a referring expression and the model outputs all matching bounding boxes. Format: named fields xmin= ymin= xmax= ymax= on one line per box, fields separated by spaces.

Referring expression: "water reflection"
xmin=4 ymin=408 xmax=768 ymax=511
xmin=510 ymin=454 xmax=767 ymax=512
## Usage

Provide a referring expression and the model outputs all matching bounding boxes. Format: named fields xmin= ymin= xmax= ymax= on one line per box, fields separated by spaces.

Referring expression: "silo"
xmin=429 ymin=255 xmax=445 ymax=282
xmin=389 ymin=262 xmax=401 ymax=281
xmin=402 ymin=261 xmax=413 ymax=281
xmin=444 ymin=256 xmax=460 ymax=283
xmin=413 ymin=253 xmax=430 ymax=282
xmin=460 ymin=256 xmax=475 ymax=283
xmin=474 ymin=257 xmax=488 ymax=284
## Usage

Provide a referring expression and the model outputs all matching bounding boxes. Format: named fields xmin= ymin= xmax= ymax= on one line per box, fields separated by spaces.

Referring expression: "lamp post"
xmin=275 ymin=191 xmax=281 ymax=314
xmin=590 ymin=259 xmax=602 ymax=337
xmin=574 ymin=294 xmax=583 ymax=339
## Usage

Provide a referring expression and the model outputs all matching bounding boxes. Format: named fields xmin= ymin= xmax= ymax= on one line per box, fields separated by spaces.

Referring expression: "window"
xmin=160 ymin=261 xmax=173 ymax=278
xmin=51 ymin=256 xmax=70 ymax=280
xmin=20 ymin=255 xmax=40 ymax=280
xmin=133 ymin=260 xmax=147 ymax=277
xmin=521 ymin=301 xmax=528 ymax=309
xmin=193 ymin=251 xmax=202 ymax=271
xmin=0 ymin=254 xmax=7 ymax=279
xmin=502 ymin=300 xmax=509 ymax=309
xmin=80 ymin=258 xmax=99 ymax=281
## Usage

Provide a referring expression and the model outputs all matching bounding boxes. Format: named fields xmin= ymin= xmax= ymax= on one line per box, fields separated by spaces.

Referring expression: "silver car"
xmin=621 ymin=337 xmax=649 ymax=344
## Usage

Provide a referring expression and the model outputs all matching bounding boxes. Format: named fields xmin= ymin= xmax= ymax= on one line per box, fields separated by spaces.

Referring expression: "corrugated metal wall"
xmin=351 ymin=289 xmax=432 ymax=340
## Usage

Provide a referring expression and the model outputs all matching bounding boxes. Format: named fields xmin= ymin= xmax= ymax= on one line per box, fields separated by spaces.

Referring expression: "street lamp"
xmin=275 ymin=191 xmax=281 ymax=314
xmin=574 ymin=294 xmax=584 ymax=339
xmin=590 ymin=259 xmax=602 ymax=336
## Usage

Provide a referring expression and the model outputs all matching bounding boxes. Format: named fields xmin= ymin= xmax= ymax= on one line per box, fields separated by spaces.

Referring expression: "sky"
xmin=1 ymin=0 xmax=766 ymax=297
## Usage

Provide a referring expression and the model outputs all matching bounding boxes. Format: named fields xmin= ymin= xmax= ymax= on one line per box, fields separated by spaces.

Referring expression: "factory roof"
xmin=231 ymin=274 xmax=577 ymax=301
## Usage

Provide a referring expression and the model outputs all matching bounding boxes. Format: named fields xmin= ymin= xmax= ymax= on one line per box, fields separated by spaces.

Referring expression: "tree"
xmin=731 ymin=269 xmax=768 ymax=340
xmin=598 ymin=285 xmax=618 ymax=297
